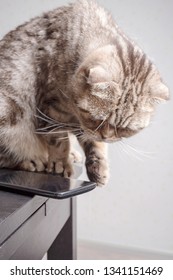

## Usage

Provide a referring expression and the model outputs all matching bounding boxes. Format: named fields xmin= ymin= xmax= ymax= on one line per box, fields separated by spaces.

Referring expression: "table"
xmin=0 ymin=168 xmax=82 ymax=260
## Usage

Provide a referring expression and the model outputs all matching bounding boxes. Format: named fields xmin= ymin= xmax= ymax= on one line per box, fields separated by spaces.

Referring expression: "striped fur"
xmin=0 ymin=0 xmax=169 ymax=185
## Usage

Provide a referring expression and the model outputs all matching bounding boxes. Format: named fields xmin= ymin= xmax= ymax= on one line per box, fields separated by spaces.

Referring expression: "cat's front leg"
xmin=80 ymin=140 xmax=109 ymax=186
xmin=46 ymin=134 xmax=73 ymax=178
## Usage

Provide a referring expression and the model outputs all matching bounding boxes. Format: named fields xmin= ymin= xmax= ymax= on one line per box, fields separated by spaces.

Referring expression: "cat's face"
xmin=73 ymin=46 xmax=169 ymax=142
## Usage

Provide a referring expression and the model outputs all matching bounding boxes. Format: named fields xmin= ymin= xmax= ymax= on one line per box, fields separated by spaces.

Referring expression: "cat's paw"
xmin=70 ymin=149 xmax=83 ymax=163
xmin=18 ymin=159 xmax=46 ymax=172
xmin=86 ymin=156 xmax=109 ymax=186
xmin=47 ymin=158 xmax=73 ymax=178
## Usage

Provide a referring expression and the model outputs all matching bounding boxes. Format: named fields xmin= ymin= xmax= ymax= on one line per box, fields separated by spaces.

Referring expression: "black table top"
xmin=0 ymin=165 xmax=83 ymax=245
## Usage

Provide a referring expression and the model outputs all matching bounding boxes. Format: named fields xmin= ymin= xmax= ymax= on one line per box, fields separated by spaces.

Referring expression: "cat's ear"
xmin=150 ymin=82 xmax=170 ymax=103
xmin=87 ymin=66 xmax=111 ymax=84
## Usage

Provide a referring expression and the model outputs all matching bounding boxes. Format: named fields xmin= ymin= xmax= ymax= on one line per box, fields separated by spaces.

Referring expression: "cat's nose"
xmin=100 ymin=123 xmax=115 ymax=140
xmin=100 ymin=125 xmax=120 ymax=143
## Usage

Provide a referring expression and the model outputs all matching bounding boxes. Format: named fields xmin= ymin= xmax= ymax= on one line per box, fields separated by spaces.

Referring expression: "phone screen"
xmin=0 ymin=169 xmax=96 ymax=199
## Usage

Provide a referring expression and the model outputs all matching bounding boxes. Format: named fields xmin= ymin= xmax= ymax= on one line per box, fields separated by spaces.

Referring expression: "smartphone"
xmin=0 ymin=169 xmax=96 ymax=199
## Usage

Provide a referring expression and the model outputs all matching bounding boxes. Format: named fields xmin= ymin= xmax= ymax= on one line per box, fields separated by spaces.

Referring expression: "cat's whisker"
xmin=56 ymin=136 xmax=71 ymax=141
xmin=36 ymin=110 xmax=78 ymax=128
xmin=37 ymin=124 xmax=58 ymax=131
xmin=118 ymin=141 xmax=133 ymax=159
xmin=50 ymin=128 xmax=81 ymax=134
xmin=35 ymin=131 xmax=52 ymax=135
xmin=35 ymin=128 xmax=82 ymax=135
xmin=115 ymin=143 xmax=127 ymax=162
xmin=34 ymin=114 xmax=54 ymax=124
xmin=35 ymin=118 xmax=81 ymax=130
xmin=62 ymin=123 xmax=81 ymax=128
xmin=57 ymin=88 xmax=69 ymax=99
xmin=79 ymin=72 xmax=88 ymax=81
xmin=46 ymin=125 xmax=77 ymax=134
xmin=36 ymin=107 xmax=56 ymax=123
xmin=35 ymin=131 xmax=69 ymax=136
xmin=94 ymin=119 xmax=106 ymax=132
xmin=94 ymin=114 xmax=109 ymax=132
xmin=119 ymin=138 xmax=156 ymax=162
xmin=119 ymin=141 xmax=144 ymax=161
xmin=128 ymin=145 xmax=155 ymax=157
xmin=35 ymin=108 xmax=81 ymax=129
xmin=47 ymin=127 xmax=67 ymax=134
xmin=80 ymin=133 xmax=89 ymax=143
xmin=122 ymin=139 xmax=155 ymax=159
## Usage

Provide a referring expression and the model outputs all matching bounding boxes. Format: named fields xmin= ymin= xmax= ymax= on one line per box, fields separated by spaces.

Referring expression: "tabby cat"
xmin=0 ymin=0 xmax=169 ymax=185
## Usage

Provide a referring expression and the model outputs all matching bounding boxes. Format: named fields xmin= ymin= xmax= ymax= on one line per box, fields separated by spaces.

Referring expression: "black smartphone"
xmin=0 ymin=169 xmax=96 ymax=199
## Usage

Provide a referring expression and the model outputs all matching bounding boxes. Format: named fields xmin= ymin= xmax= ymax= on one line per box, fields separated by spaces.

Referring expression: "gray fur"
xmin=0 ymin=0 xmax=169 ymax=185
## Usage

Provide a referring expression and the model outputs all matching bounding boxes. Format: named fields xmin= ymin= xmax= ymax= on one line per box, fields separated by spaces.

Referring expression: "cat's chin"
xmin=102 ymin=139 xmax=119 ymax=144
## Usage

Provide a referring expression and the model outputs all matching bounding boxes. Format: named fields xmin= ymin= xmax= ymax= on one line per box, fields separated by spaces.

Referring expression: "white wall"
xmin=77 ymin=0 xmax=173 ymax=254
xmin=0 ymin=0 xmax=172 ymax=254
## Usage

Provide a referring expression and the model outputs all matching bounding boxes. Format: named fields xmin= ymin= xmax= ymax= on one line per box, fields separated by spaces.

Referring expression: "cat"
xmin=0 ymin=0 xmax=169 ymax=186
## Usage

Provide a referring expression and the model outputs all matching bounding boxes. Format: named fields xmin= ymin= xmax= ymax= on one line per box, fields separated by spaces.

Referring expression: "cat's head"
xmin=72 ymin=45 xmax=169 ymax=142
